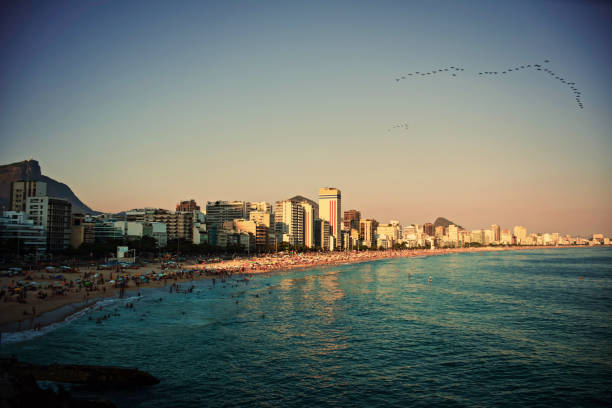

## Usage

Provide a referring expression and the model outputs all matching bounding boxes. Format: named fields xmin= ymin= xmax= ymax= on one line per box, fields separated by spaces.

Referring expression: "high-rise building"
xmin=321 ymin=219 xmax=331 ymax=250
xmin=491 ymin=224 xmax=500 ymax=242
xmin=403 ymin=225 xmax=420 ymax=246
xmin=343 ymin=210 xmax=361 ymax=231
xmin=193 ymin=222 xmax=207 ymax=245
xmin=314 ymin=218 xmax=331 ymax=250
xmin=249 ymin=211 xmax=272 ymax=228
xmin=26 ymin=196 xmax=72 ymax=251
xmin=254 ymin=224 xmax=269 ymax=250
xmin=471 ymin=230 xmax=483 ymax=244
xmin=249 ymin=210 xmax=274 ymax=246
xmin=447 ymin=224 xmax=459 ymax=244
xmin=300 ymin=202 xmax=315 ymax=248
xmin=205 ymin=201 xmax=249 ymax=228
xmin=124 ymin=208 xmax=194 ymax=241
xmin=287 ymin=196 xmax=318 ymax=249
xmin=423 ymin=223 xmax=434 ymax=236
xmin=274 ymin=200 xmax=304 ymax=246
xmin=359 ymin=219 xmax=378 ymax=248
xmin=403 ymin=225 xmax=416 ymax=238
xmin=376 ymin=222 xmax=401 ymax=246
xmin=318 ymin=187 xmax=341 ymax=248
xmin=500 ymin=229 xmax=512 ymax=244
xmin=314 ymin=219 xmax=321 ymax=248
xmin=10 ymin=181 xmax=47 ymax=212
xmin=513 ymin=225 xmax=527 ymax=244
xmin=176 ymin=199 xmax=200 ymax=212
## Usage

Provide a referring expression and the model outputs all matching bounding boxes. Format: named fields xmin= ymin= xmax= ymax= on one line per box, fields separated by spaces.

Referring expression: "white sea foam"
xmin=0 ymin=296 xmax=140 ymax=345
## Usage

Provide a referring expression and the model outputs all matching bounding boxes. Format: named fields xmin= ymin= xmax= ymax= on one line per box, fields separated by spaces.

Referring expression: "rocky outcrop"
xmin=0 ymin=357 xmax=117 ymax=407
xmin=2 ymin=358 xmax=159 ymax=387
xmin=0 ymin=159 xmax=98 ymax=214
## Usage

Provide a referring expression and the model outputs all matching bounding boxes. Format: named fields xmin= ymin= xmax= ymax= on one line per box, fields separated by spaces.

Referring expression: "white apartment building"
xmin=318 ymin=187 xmax=341 ymax=249
xmin=274 ymin=200 xmax=304 ymax=246
xmin=26 ymin=196 xmax=71 ymax=251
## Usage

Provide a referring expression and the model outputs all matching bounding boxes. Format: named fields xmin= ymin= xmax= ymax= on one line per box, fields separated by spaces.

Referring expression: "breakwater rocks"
xmin=1 ymin=357 xmax=159 ymax=407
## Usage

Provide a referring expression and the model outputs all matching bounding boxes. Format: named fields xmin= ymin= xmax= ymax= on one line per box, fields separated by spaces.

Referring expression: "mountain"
xmin=287 ymin=195 xmax=318 ymax=208
xmin=433 ymin=217 xmax=463 ymax=230
xmin=0 ymin=159 xmax=98 ymax=214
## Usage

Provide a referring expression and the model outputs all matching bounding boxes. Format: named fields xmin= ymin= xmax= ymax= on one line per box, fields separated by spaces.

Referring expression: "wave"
xmin=0 ymin=296 xmax=140 ymax=345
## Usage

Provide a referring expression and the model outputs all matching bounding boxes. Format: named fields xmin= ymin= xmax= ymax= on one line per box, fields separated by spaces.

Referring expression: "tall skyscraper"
xmin=423 ymin=222 xmax=434 ymax=236
xmin=491 ymin=224 xmax=500 ymax=242
xmin=287 ymin=195 xmax=318 ymax=249
xmin=318 ymin=187 xmax=341 ymax=248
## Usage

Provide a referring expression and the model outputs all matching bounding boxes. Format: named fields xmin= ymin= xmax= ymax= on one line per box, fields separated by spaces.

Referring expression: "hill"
xmin=0 ymin=159 xmax=98 ymax=214
xmin=433 ymin=217 xmax=463 ymax=230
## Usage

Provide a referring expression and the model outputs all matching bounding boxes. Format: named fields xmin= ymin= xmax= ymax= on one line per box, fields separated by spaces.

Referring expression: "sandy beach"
xmin=0 ymin=245 xmax=588 ymax=333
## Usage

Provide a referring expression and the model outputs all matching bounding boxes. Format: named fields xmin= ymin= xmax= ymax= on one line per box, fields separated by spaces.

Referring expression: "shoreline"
xmin=0 ymin=245 xmax=598 ymax=337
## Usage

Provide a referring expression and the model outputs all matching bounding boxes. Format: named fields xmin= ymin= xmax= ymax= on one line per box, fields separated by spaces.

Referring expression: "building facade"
xmin=10 ymin=180 xmax=47 ymax=212
xmin=513 ymin=226 xmax=527 ymax=244
xmin=359 ymin=219 xmax=378 ymax=248
xmin=0 ymin=211 xmax=46 ymax=255
xmin=26 ymin=196 xmax=72 ymax=251
xmin=343 ymin=209 xmax=361 ymax=231
xmin=318 ymin=187 xmax=341 ymax=249
xmin=491 ymin=224 xmax=501 ymax=242
xmin=176 ymin=199 xmax=200 ymax=212
xmin=274 ymin=200 xmax=304 ymax=246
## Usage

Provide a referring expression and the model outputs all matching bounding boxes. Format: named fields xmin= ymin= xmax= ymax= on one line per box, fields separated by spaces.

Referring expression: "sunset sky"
xmin=1 ymin=0 xmax=611 ymax=235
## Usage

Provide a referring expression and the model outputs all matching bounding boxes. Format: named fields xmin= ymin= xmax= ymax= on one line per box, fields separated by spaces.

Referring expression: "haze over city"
xmin=1 ymin=0 xmax=611 ymax=236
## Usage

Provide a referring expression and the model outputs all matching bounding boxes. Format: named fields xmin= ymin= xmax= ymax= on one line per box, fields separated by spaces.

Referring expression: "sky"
xmin=1 ymin=0 xmax=611 ymax=236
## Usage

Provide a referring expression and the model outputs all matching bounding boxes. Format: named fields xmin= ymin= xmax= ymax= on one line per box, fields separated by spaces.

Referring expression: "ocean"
xmin=2 ymin=247 xmax=611 ymax=407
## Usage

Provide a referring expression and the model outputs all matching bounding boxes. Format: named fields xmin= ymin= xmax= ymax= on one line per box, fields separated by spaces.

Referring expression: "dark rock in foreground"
xmin=1 ymin=358 xmax=116 ymax=408
xmin=1 ymin=357 xmax=159 ymax=408
xmin=2 ymin=357 xmax=159 ymax=387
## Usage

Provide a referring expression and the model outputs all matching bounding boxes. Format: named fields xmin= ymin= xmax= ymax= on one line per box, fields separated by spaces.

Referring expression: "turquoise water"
xmin=2 ymin=248 xmax=612 ymax=407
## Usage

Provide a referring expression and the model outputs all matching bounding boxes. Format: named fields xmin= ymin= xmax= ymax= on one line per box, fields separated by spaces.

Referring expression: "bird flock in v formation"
xmin=388 ymin=59 xmax=583 ymax=132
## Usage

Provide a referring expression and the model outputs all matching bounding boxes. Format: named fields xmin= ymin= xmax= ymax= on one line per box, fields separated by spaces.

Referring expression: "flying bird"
xmin=393 ymin=58 xmax=582 ymax=108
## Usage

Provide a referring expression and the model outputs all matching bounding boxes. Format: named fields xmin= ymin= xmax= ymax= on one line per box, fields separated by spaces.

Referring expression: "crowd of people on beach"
xmin=1 ymin=245 xmax=569 ymax=333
